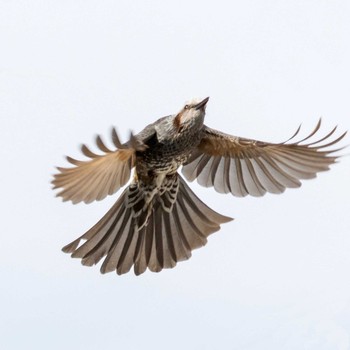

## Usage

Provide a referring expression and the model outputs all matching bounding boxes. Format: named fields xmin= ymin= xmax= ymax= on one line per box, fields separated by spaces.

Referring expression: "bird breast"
xmin=136 ymin=127 xmax=202 ymax=177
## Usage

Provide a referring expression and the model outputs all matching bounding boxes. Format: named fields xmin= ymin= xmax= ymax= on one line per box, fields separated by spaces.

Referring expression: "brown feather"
xmin=52 ymin=130 xmax=135 ymax=203
xmin=182 ymin=121 xmax=345 ymax=197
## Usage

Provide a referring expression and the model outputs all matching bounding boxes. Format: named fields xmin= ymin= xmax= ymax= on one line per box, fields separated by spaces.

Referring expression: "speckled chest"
xmin=136 ymin=126 xmax=202 ymax=174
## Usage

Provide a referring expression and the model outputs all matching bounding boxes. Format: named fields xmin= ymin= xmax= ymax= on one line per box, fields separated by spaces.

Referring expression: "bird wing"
xmin=52 ymin=128 xmax=146 ymax=204
xmin=182 ymin=119 xmax=346 ymax=197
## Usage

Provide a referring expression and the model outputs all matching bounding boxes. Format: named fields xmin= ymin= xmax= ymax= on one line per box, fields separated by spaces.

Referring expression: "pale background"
xmin=1 ymin=1 xmax=350 ymax=349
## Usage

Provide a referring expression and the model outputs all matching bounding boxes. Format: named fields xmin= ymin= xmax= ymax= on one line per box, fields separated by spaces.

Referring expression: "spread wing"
xmin=52 ymin=128 xmax=145 ymax=204
xmin=182 ymin=119 xmax=346 ymax=197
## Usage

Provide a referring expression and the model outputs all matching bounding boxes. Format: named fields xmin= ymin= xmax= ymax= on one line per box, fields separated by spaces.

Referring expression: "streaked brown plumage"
xmin=52 ymin=97 xmax=346 ymax=275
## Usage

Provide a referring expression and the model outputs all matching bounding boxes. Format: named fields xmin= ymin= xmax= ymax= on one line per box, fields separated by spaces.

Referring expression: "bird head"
xmin=174 ymin=97 xmax=209 ymax=131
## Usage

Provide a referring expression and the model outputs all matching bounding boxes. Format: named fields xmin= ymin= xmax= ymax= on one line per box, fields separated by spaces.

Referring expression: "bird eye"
xmin=184 ymin=105 xmax=189 ymax=109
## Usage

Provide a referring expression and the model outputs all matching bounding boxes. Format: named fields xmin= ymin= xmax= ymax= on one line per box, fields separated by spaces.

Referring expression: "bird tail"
xmin=62 ymin=174 xmax=233 ymax=275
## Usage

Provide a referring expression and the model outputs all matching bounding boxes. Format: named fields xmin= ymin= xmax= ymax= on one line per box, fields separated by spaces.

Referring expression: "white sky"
xmin=1 ymin=1 xmax=350 ymax=349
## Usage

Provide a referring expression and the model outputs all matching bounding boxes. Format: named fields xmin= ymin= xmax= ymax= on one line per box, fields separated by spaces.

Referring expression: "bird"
xmin=52 ymin=97 xmax=346 ymax=276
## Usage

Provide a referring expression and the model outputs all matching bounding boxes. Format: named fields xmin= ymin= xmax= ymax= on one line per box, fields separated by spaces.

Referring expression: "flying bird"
xmin=52 ymin=97 xmax=346 ymax=275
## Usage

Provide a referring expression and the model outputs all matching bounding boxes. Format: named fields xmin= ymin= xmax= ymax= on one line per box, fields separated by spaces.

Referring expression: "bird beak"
xmin=194 ymin=97 xmax=210 ymax=110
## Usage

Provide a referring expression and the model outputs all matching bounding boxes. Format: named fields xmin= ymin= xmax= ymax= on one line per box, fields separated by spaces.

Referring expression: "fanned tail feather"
xmin=62 ymin=174 xmax=233 ymax=275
